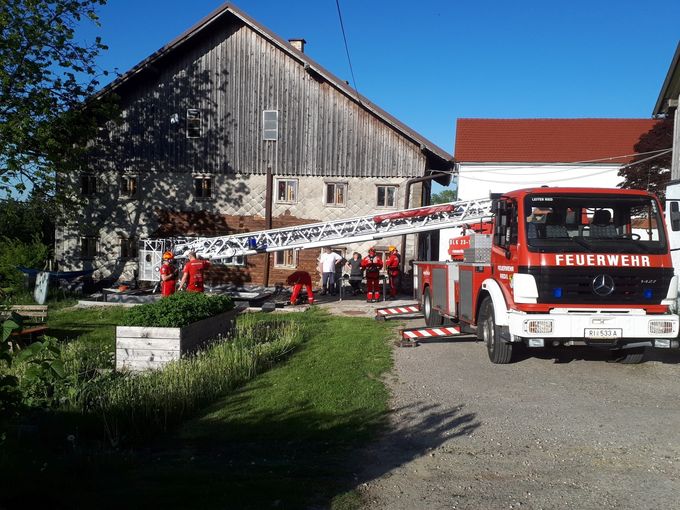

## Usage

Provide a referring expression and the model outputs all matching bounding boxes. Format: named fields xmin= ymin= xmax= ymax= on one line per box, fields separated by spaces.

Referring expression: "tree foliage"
xmin=0 ymin=193 xmax=55 ymax=244
xmin=0 ymin=0 xmax=117 ymax=200
xmin=431 ymin=188 xmax=458 ymax=204
xmin=618 ymin=118 xmax=674 ymax=200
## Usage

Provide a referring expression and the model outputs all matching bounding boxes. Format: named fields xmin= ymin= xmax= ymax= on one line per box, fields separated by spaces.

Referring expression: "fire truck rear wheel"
xmin=480 ymin=297 xmax=513 ymax=364
xmin=423 ymin=287 xmax=444 ymax=327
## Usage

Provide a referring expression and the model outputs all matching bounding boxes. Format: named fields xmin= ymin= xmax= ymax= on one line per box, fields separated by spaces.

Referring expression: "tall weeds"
xmin=80 ymin=315 xmax=301 ymax=445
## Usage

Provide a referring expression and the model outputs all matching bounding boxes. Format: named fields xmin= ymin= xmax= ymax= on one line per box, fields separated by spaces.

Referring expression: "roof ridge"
xmin=93 ymin=2 xmax=453 ymax=165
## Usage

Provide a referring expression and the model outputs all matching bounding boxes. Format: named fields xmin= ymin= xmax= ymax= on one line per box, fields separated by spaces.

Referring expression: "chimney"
xmin=288 ymin=38 xmax=306 ymax=53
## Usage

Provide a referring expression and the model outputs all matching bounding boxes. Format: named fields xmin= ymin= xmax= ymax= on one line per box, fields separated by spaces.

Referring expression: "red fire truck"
xmin=414 ymin=187 xmax=679 ymax=364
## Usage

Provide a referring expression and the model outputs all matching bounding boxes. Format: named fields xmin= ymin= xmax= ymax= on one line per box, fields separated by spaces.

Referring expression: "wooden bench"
xmin=0 ymin=305 xmax=49 ymax=342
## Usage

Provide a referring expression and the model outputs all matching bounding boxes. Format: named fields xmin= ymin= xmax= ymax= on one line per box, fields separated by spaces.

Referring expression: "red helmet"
xmin=368 ymin=247 xmax=376 ymax=255
xmin=162 ymin=251 xmax=174 ymax=260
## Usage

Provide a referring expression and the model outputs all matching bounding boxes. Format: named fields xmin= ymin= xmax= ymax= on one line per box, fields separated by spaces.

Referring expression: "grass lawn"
xmin=1 ymin=308 xmax=395 ymax=509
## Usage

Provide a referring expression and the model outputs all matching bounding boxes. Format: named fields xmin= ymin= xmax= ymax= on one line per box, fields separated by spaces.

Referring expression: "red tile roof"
xmin=455 ymin=118 xmax=661 ymax=164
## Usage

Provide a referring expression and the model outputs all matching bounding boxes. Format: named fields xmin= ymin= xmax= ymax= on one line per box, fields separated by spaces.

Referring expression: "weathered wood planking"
xmin=102 ymin=19 xmax=429 ymax=179
xmin=115 ymin=309 xmax=238 ymax=372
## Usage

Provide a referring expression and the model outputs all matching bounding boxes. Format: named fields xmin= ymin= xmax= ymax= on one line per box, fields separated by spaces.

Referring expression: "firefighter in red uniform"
xmin=179 ymin=251 xmax=211 ymax=293
xmin=286 ymin=270 xmax=315 ymax=305
xmin=385 ymin=246 xmax=401 ymax=299
xmin=159 ymin=251 xmax=178 ymax=297
xmin=361 ymin=247 xmax=383 ymax=302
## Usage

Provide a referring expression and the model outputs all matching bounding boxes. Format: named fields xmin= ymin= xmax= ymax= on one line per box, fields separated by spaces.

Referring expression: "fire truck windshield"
xmin=523 ymin=194 xmax=667 ymax=254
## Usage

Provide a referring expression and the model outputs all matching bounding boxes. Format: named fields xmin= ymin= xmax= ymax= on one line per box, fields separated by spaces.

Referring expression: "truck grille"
xmin=519 ymin=266 xmax=674 ymax=305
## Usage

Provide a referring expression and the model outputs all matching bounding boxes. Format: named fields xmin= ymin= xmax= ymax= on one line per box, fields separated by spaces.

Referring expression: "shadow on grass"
xmin=0 ymin=393 xmax=478 ymax=510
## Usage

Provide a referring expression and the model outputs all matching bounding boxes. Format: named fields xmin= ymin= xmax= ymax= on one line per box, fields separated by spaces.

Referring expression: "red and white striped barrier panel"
xmin=401 ymin=326 xmax=461 ymax=340
xmin=375 ymin=304 xmax=422 ymax=319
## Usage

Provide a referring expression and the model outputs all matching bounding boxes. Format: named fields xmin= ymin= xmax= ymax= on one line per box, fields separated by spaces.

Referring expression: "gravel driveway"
xmin=351 ymin=313 xmax=680 ymax=510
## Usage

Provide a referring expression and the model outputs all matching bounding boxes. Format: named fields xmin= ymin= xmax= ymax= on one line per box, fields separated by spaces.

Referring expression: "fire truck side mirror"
xmin=493 ymin=200 xmax=508 ymax=246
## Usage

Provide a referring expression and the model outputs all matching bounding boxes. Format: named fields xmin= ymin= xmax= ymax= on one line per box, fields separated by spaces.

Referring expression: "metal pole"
xmin=263 ymin=166 xmax=273 ymax=286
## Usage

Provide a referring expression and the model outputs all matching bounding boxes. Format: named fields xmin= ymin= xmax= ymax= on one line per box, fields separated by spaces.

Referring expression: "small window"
xmin=194 ymin=176 xmax=213 ymax=199
xmin=81 ymin=174 xmax=97 ymax=196
xmin=120 ymin=237 xmax=138 ymax=259
xmin=276 ymin=179 xmax=298 ymax=203
xmin=263 ymin=110 xmax=279 ymax=141
xmin=325 ymin=182 xmax=347 ymax=207
xmin=80 ymin=236 xmax=98 ymax=260
xmin=275 ymin=249 xmax=297 ymax=268
xmin=121 ymin=175 xmax=137 ymax=197
xmin=223 ymin=255 xmax=246 ymax=267
xmin=377 ymin=185 xmax=397 ymax=208
xmin=187 ymin=109 xmax=201 ymax=138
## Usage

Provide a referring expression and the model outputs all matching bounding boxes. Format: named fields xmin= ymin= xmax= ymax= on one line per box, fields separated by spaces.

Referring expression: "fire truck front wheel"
xmin=480 ymin=297 xmax=513 ymax=364
xmin=423 ymin=287 xmax=444 ymax=327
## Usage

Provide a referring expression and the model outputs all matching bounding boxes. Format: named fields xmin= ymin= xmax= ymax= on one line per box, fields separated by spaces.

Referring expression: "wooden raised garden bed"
xmin=115 ymin=308 xmax=239 ymax=372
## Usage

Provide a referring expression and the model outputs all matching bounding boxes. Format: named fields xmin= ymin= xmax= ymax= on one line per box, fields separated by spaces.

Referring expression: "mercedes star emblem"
xmin=592 ymin=274 xmax=615 ymax=296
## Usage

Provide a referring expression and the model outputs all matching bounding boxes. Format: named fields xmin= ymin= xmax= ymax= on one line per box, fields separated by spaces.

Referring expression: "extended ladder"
xmin=170 ymin=197 xmax=493 ymax=261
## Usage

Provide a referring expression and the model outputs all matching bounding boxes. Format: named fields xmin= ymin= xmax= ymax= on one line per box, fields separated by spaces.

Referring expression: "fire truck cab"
xmin=414 ymin=187 xmax=680 ymax=364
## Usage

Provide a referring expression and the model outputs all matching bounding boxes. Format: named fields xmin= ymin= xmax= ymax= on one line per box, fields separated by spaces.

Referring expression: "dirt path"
xmin=316 ymin=297 xmax=680 ymax=509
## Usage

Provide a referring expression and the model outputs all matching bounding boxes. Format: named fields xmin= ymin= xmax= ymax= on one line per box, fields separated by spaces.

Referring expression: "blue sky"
xmin=81 ymin=0 xmax=679 ymax=191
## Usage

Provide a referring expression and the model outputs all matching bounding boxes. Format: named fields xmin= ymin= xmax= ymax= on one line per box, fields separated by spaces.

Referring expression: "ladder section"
xmin=172 ymin=198 xmax=493 ymax=260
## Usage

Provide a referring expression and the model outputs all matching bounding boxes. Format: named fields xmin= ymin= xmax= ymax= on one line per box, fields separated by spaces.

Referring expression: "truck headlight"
xmin=524 ymin=319 xmax=553 ymax=334
xmin=649 ymin=320 xmax=676 ymax=335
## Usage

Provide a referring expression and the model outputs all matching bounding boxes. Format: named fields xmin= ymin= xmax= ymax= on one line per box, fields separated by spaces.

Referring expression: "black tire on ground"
xmin=615 ymin=348 xmax=645 ymax=364
xmin=479 ymin=297 xmax=513 ymax=364
xmin=423 ymin=287 xmax=444 ymax=327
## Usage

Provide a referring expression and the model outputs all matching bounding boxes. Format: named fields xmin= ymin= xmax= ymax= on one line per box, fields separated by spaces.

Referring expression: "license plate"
xmin=584 ymin=328 xmax=622 ymax=339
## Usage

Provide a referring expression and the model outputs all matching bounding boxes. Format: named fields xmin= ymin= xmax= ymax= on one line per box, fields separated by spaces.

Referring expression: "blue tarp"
xmin=16 ymin=266 xmax=95 ymax=280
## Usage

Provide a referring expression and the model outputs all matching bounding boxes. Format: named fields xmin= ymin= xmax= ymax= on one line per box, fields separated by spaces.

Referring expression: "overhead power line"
xmin=335 ymin=0 xmax=360 ymax=97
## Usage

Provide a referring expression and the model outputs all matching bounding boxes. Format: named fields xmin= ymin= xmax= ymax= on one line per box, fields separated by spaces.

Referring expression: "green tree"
xmin=0 ymin=0 xmax=117 ymax=200
xmin=618 ymin=118 xmax=674 ymax=200
xmin=431 ymin=188 xmax=458 ymax=204
xmin=0 ymin=192 xmax=55 ymax=244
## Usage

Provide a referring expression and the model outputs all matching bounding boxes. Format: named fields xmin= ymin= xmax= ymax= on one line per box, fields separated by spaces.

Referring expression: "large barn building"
xmin=55 ymin=3 xmax=453 ymax=287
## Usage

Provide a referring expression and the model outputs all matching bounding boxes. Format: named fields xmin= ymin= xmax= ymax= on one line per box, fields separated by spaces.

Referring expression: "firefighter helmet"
xmin=388 ymin=245 xmax=397 ymax=252
xmin=162 ymin=251 xmax=174 ymax=260
xmin=368 ymin=247 xmax=376 ymax=255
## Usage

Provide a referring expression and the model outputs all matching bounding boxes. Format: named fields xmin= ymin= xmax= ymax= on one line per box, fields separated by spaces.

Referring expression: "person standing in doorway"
xmin=385 ymin=246 xmax=401 ymax=300
xmin=159 ymin=251 xmax=178 ymax=297
xmin=347 ymin=252 xmax=363 ymax=296
xmin=179 ymin=251 xmax=211 ymax=293
xmin=319 ymin=247 xmax=342 ymax=296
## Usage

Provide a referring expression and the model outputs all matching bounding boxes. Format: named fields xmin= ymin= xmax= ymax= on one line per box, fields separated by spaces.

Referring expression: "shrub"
xmin=0 ymin=235 xmax=49 ymax=290
xmin=121 ymin=292 xmax=234 ymax=328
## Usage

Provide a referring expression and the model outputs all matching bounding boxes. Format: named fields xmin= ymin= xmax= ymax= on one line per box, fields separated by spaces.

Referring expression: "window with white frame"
xmin=186 ymin=109 xmax=201 ymax=138
xmin=193 ymin=175 xmax=213 ymax=199
xmin=120 ymin=175 xmax=137 ymax=197
xmin=80 ymin=236 xmax=98 ymax=260
xmin=223 ymin=254 xmax=246 ymax=267
xmin=274 ymin=249 xmax=297 ymax=268
xmin=325 ymin=182 xmax=347 ymax=207
xmin=376 ymin=185 xmax=397 ymax=208
xmin=276 ymin=179 xmax=298 ymax=203
xmin=120 ymin=237 xmax=138 ymax=259
xmin=81 ymin=173 xmax=97 ymax=196
xmin=263 ymin=110 xmax=279 ymax=141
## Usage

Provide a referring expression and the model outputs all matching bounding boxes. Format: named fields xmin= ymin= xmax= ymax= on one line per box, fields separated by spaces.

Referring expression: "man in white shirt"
xmin=319 ymin=247 xmax=343 ymax=296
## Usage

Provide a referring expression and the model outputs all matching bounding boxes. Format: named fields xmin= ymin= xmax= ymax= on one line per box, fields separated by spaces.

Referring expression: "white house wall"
xmin=456 ymin=163 xmax=623 ymax=201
